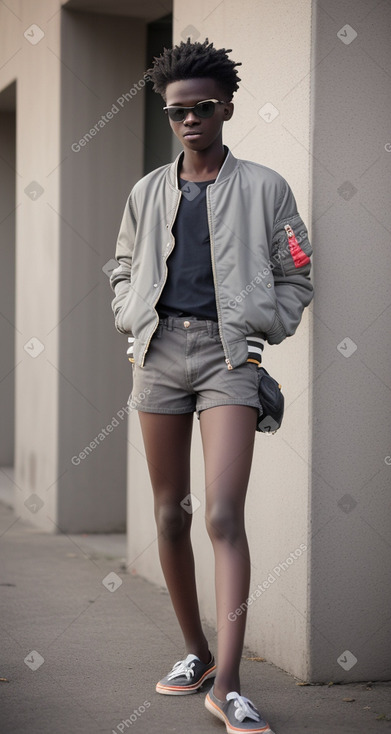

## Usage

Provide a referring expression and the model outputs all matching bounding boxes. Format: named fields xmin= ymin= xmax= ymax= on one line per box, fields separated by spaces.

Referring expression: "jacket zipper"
xmin=140 ymin=190 xmax=182 ymax=367
xmin=284 ymin=222 xmax=310 ymax=268
xmin=206 ymin=187 xmax=233 ymax=370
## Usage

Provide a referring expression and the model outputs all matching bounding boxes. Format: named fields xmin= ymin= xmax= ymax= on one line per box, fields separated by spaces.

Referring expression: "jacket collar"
xmin=167 ymin=146 xmax=238 ymax=189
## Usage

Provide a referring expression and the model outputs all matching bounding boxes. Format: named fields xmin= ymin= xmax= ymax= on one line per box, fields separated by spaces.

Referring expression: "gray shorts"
xmin=129 ymin=317 xmax=262 ymax=420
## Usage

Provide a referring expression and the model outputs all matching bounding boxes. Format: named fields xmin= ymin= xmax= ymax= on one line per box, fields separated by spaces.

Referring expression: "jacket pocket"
xmin=112 ymin=280 xmax=130 ymax=317
xmin=266 ymin=311 xmax=287 ymax=345
xmin=115 ymin=303 xmax=133 ymax=335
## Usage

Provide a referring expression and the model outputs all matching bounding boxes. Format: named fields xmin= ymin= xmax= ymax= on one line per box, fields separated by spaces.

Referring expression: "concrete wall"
xmin=126 ymin=0 xmax=391 ymax=682
xmin=2 ymin=0 xmax=63 ymax=529
xmin=127 ymin=0 xmax=313 ymax=681
xmin=56 ymin=8 xmax=147 ymax=531
xmin=0 ymin=0 xmax=160 ymax=532
xmin=0 ymin=102 xmax=16 ymax=467
xmin=309 ymin=0 xmax=391 ymax=681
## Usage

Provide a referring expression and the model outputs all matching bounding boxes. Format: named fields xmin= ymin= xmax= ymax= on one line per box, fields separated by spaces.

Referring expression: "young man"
xmin=110 ymin=39 xmax=313 ymax=734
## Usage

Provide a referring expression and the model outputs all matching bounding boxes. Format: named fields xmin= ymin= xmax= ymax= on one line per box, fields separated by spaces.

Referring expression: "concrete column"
xmin=0 ymin=103 xmax=16 ymax=468
xmin=127 ymin=0 xmax=313 ymax=680
xmin=309 ymin=0 xmax=391 ymax=681
xmin=56 ymin=9 xmax=147 ymax=531
xmin=11 ymin=0 xmax=62 ymax=530
xmin=4 ymin=0 xmax=148 ymax=532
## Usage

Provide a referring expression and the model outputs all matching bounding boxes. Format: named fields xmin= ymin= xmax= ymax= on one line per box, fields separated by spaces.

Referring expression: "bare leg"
xmin=138 ymin=412 xmax=210 ymax=663
xmin=200 ymin=405 xmax=257 ymax=698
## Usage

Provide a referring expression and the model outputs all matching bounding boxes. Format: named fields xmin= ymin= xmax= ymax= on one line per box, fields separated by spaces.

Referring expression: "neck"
xmin=180 ymin=141 xmax=226 ymax=181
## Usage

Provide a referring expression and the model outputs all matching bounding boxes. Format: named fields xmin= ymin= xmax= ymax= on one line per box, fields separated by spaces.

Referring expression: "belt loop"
xmin=158 ymin=316 xmax=174 ymax=331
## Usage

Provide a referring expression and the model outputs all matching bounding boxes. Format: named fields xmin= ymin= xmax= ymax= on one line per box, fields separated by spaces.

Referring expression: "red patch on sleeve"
xmin=284 ymin=224 xmax=310 ymax=268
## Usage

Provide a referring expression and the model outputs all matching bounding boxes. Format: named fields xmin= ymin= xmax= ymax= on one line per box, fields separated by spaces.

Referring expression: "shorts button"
xmin=183 ymin=320 xmax=190 ymax=328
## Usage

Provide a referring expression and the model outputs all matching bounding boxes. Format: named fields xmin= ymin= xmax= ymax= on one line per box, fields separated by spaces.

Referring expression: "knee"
xmin=155 ymin=502 xmax=189 ymax=542
xmin=205 ymin=501 xmax=244 ymax=544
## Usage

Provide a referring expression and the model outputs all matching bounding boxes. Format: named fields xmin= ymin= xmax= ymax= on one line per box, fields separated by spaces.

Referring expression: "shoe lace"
xmin=167 ymin=658 xmax=196 ymax=681
xmin=226 ymin=692 xmax=261 ymax=723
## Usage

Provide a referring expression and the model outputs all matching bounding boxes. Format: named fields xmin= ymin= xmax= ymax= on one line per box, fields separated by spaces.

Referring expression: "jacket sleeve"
xmin=267 ymin=180 xmax=313 ymax=345
xmin=109 ymin=192 xmax=136 ymax=320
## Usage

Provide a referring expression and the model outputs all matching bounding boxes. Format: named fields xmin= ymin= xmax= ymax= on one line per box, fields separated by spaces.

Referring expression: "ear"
xmin=222 ymin=102 xmax=234 ymax=121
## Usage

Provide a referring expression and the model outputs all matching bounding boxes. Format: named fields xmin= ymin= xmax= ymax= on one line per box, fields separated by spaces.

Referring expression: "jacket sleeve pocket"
xmin=271 ymin=213 xmax=312 ymax=277
xmin=269 ymin=213 xmax=313 ymax=339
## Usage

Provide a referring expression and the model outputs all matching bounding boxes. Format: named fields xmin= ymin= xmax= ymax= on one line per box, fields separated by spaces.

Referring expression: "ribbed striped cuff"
xmin=246 ymin=336 xmax=265 ymax=366
xmin=127 ymin=335 xmax=264 ymax=366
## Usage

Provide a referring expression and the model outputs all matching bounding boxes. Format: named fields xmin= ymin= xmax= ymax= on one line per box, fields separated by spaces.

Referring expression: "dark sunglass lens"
xmin=168 ymin=107 xmax=185 ymax=122
xmin=195 ymin=101 xmax=215 ymax=118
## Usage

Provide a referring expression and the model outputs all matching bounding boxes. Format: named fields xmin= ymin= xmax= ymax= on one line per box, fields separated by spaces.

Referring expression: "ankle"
xmin=213 ymin=679 xmax=240 ymax=701
xmin=186 ymin=643 xmax=211 ymax=665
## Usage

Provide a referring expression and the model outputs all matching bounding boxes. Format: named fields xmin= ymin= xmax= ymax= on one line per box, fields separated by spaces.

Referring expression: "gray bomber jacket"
xmin=110 ymin=147 xmax=313 ymax=370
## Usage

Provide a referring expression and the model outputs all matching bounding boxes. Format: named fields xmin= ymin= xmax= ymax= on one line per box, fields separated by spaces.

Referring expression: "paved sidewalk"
xmin=0 ymin=501 xmax=390 ymax=734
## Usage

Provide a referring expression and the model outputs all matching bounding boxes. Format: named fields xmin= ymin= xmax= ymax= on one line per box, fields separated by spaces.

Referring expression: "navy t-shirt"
xmin=157 ymin=177 xmax=218 ymax=321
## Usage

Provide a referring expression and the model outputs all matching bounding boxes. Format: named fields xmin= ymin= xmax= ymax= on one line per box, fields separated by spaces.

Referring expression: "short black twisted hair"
xmin=147 ymin=38 xmax=242 ymax=100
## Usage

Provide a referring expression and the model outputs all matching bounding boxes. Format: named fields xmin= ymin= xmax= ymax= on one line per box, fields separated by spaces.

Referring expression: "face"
xmin=164 ymin=78 xmax=233 ymax=152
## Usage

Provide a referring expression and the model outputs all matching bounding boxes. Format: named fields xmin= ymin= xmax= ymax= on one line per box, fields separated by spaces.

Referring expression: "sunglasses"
xmin=163 ymin=98 xmax=227 ymax=122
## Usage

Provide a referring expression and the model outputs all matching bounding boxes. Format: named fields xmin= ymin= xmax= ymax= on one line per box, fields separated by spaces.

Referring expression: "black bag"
xmin=256 ymin=367 xmax=284 ymax=434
